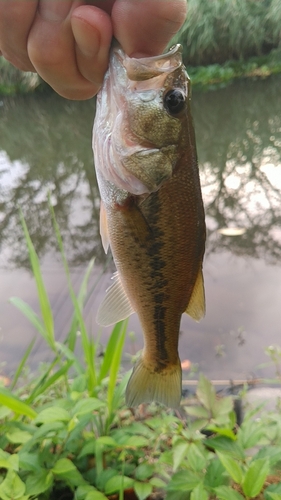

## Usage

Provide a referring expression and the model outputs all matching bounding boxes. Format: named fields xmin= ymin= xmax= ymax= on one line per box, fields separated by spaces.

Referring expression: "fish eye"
xmin=163 ymin=89 xmax=185 ymax=115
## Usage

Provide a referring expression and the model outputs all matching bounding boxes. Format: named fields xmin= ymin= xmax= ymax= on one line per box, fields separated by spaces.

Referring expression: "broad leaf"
xmin=242 ymin=458 xmax=270 ymax=498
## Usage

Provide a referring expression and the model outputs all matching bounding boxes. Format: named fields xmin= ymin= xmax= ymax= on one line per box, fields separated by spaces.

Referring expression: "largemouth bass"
xmin=93 ymin=42 xmax=205 ymax=408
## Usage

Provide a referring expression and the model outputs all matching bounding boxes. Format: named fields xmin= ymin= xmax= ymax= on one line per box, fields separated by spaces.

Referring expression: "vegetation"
xmin=1 ymin=0 xmax=281 ymax=95
xmin=1 ymin=208 xmax=281 ymax=499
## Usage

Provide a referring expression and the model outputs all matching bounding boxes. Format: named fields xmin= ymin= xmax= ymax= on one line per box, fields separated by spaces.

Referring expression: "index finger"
xmin=0 ymin=0 xmax=38 ymax=71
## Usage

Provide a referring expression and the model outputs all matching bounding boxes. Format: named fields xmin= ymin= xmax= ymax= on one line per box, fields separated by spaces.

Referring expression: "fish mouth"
xmin=113 ymin=43 xmax=184 ymax=91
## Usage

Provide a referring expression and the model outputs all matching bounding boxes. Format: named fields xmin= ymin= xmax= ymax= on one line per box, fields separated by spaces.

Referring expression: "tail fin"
xmin=125 ymin=356 xmax=182 ymax=409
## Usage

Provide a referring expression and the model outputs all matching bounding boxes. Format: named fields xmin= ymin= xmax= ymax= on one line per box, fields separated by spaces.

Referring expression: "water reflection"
xmin=1 ymin=76 xmax=281 ymax=377
xmin=192 ymin=76 xmax=281 ymax=263
xmin=1 ymin=77 xmax=281 ymax=269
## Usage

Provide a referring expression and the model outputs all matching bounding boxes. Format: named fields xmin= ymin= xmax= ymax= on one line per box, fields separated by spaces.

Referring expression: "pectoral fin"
xmin=100 ymin=200 xmax=110 ymax=254
xmin=96 ymin=272 xmax=135 ymax=326
xmin=185 ymin=268 xmax=205 ymax=321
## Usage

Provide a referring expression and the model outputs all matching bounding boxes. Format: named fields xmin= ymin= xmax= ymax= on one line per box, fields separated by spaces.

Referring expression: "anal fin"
xmin=96 ymin=272 xmax=135 ymax=326
xmin=185 ymin=268 xmax=205 ymax=321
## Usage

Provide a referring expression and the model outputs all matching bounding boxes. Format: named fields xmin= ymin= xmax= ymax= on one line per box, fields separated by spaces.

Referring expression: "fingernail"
xmin=39 ymin=0 xmax=72 ymax=22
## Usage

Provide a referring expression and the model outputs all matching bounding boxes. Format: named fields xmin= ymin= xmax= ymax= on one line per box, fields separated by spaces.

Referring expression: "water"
xmin=1 ymin=76 xmax=281 ymax=381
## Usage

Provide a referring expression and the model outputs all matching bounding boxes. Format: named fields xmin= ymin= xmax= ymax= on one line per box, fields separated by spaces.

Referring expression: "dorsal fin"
xmin=185 ymin=268 xmax=205 ymax=321
xmin=99 ymin=200 xmax=110 ymax=254
xmin=96 ymin=272 xmax=135 ymax=326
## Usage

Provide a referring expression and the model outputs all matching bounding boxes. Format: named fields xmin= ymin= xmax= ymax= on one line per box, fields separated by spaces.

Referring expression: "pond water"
xmin=1 ymin=75 xmax=281 ymax=382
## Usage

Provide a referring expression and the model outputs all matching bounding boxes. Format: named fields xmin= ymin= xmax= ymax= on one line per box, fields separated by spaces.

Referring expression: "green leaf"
xmin=207 ymin=425 xmax=236 ymax=440
xmin=206 ymin=435 xmax=245 ymax=459
xmin=187 ymin=443 xmax=207 ymax=472
xmin=72 ymin=397 xmax=105 ymax=417
xmin=6 ymin=430 xmax=32 ymax=444
xmin=167 ymin=470 xmax=201 ymax=492
xmin=213 ymin=396 xmax=233 ymax=417
xmin=172 ymin=442 xmax=189 ymax=472
xmin=196 ymin=374 xmax=216 ymax=413
xmin=255 ymin=446 xmax=281 ymax=467
xmin=135 ymin=464 xmax=154 ymax=481
xmin=52 ymin=457 xmax=77 ymax=475
xmin=0 ymin=469 xmax=25 ymax=499
xmin=242 ymin=458 xmax=270 ymax=498
xmin=217 ymin=452 xmax=243 ymax=484
xmin=34 ymin=406 xmax=70 ymax=424
xmin=184 ymin=406 xmax=210 ymax=419
xmin=134 ymin=481 xmax=153 ymax=500
xmin=25 ymin=469 xmax=53 ymax=496
xmin=264 ymin=482 xmax=281 ymax=500
xmin=0 ymin=387 xmax=37 ymax=419
xmin=125 ymin=436 xmax=149 ymax=448
xmin=204 ymin=458 xmax=228 ymax=489
xmin=19 ymin=451 xmax=41 ymax=472
xmin=215 ymin=485 xmax=245 ymax=500
xmin=32 ymin=421 xmax=65 ymax=441
xmin=190 ymin=483 xmax=208 ymax=500
xmin=104 ymin=475 xmax=134 ymax=495
xmin=52 ymin=458 xmax=87 ymax=487
xmin=85 ymin=492 xmax=108 ymax=500
xmin=266 ymin=494 xmax=281 ymax=500
xmin=107 ymin=320 xmax=127 ymax=414
xmin=149 ymin=477 xmax=166 ymax=488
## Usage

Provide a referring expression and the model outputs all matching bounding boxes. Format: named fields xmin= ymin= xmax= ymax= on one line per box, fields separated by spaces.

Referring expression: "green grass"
xmin=0 ymin=207 xmax=281 ymax=499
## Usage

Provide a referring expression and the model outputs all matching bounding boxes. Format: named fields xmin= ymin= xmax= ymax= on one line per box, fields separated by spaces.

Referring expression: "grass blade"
xmin=9 ymin=297 xmax=46 ymax=341
xmin=49 ymin=200 xmax=96 ymax=393
xmin=0 ymin=387 xmax=37 ymax=419
xmin=20 ymin=212 xmax=56 ymax=351
xmin=10 ymin=337 xmax=36 ymax=390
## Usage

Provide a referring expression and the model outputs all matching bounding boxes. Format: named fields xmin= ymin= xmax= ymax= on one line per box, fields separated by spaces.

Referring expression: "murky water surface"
xmin=1 ymin=76 xmax=281 ymax=380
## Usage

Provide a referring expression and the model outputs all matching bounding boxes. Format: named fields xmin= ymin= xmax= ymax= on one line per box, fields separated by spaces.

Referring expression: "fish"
xmin=92 ymin=41 xmax=206 ymax=408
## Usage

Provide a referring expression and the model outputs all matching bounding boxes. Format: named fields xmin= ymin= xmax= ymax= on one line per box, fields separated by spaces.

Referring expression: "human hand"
xmin=0 ymin=0 xmax=187 ymax=100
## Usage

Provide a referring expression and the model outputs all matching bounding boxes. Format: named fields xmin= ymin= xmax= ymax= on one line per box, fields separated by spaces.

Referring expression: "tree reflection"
xmin=0 ymin=94 xmax=105 ymax=268
xmin=193 ymin=75 xmax=281 ymax=263
xmin=0 ymin=75 xmax=281 ymax=270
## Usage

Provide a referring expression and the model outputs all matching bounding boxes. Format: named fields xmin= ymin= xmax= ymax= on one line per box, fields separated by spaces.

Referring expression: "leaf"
xmin=10 ymin=337 xmax=36 ymax=390
xmin=190 ymin=483 xmax=208 ymax=500
xmin=266 ymin=494 xmax=281 ymax=500
xmin=104 ymin=475 xmax=134 ymax=495
xmin=215 ymin=485 xmax=245 ymax=500
xmin=85 ymin=492 xmax=109 ymax=500
xmin=0 ymin=387 xmax=37 ymax=419
xmin=125 ymin=436 xmax=149 ymax=448
xmin=134 ymin=481 xmax=153 ymax=500
xmin=206 ymin=425 xmax=236 ymax=440
xmin=204 ymin=458 xmax=228 ymax=489
xmin=72 ymin=397 xmax=105 ymax=417
xmin=213 ymin=396 xmax=233 ymax=417
xmin=254 ymin=446 xmax=281 ymax=467
xmin=52 ymin=458 xmax=87 ymax=487
xmin=25 ymin=469 xmax=53 ymax=496
xmin=196 ymin=374 xmax=216 ymax=413
xmin=187 ymin=443 xmax=207 ymax=472
xmin=217 ymin=452 xmax=243 ymax=484
xmin=205 ymin=435 xmax=245 ymax=459
xmin=18 ymin=451 xmax=41 ymax=472
xmin=75 ymin=485 xmax=107 ymax=500
xmin=172 ymin=442 xmax=189 ymax=472
xmin=242 ymin=458 xmax=270 ymax=498
xmin=184 ymin=406 xmax=210 ymax=419
xmin=135 ymin=464 xmax=155 ymax=481
xmin=6 ymin=430 xmax=32 ymax=444
xmin=0 ymin=469 xmax=26 ymax=499
xmin=34 ymin=406 xmax=70 ymax=424
xmin=167 ymin=470 xmax=201 ymax=492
